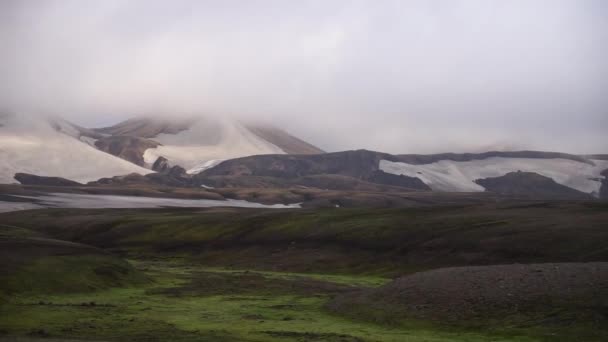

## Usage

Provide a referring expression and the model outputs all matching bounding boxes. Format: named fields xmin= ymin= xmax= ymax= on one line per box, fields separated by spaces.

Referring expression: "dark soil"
xmin=328 ymin=262 xmax=608 ymax=325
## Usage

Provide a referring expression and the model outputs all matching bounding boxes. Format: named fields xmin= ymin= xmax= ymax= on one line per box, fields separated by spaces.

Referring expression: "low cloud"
xmin=1 ymin=0 xmax=606 ymax=153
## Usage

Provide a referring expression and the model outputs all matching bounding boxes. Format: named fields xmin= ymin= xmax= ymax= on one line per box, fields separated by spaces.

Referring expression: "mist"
xmin=1 ymin=0 xmax=607 ymax=154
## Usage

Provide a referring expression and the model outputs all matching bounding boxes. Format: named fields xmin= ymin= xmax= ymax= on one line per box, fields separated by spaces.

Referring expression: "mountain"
xmin=0 ymin=114 xmax=325 ymax=185
xmin=94 ymin=136 xmax=160 ymax=167
xmin=2 ymin=114 xmax=606 ymax=200
xmin=380 ymin=151 xmax=608 ymax=196
xmin=0 ymin=114 xmax=151 ymax=184
xmin=93 ymin=116 xmax=324 ymax=171
xmin=474 ymin=171 xmax=593 ymax=200
xmin=197 ymin=149 xmax=608 ymax=198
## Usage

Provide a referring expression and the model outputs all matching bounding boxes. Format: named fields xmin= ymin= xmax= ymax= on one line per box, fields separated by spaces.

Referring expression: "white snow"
xmin=379 ymin=157 xmax=608 ymax=196
xmin=0 ymin=115 xmax=152 ymax=184
xmin=187 ymin=159 xmax=225 ymax=175
xmin=0 ymin=201 xmax=44 ymax=213
xmin=143 ymin=118 xmax=285 ymax=170
xmin=52 ymin=118 xmax=81 ymax=138
xmin=5 ymin=193 xmax=300 ymax=211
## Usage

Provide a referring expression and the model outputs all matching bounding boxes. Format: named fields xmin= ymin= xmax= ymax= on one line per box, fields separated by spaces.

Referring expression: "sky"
xmin=1 ymin=0 xmax=607 ymax=154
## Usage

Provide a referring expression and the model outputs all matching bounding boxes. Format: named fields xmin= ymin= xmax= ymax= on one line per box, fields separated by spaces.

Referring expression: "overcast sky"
xmin=1 ymin=0 xmax=607 ymax=153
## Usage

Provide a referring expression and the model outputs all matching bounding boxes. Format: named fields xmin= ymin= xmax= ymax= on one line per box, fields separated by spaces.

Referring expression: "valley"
xmin=3 ymin=2 xmax=607 ymax=341
xmin=1 ymin=202 xmax=607 ymax=341
xmin=1 ymin=114 xmax=607 ymax=342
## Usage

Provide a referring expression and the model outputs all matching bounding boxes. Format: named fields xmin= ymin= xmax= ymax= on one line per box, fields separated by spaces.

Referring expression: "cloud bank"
xmin=1 ymin=0 xmax=607 ymax=153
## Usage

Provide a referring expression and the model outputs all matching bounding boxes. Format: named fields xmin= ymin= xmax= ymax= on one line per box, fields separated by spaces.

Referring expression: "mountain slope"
xmin=0 ymin=114 xmax=152 ymax=184
xmin=199 ymin=149 xmax=608 ymax=198
xmin=94 ymin=117 xmax=196 ymax=138
xmin=94 ymin=136 xmax=160 ymax=166
xmin=474 ymin=171 xmax=592 ymax=200
xmin=142 ymin=118 xmax=285 ymax=172
xmin=244 ymin=124 xmax=324 ymax=155
xmin=380 ymin=155 xmax=608 ymax=195
xmin=93 ymin=116 xmax=324 ymax=171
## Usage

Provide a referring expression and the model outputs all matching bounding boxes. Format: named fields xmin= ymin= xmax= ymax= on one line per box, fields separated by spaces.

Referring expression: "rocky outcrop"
xmin=474 ymin=171 xmax=592 ymax=200
xmin=89 ymin=166 xmax=193 ymax=187
xmin=14 ymin=173 xmax=82 ymax=187
xmin=366 ymin=170 xmax=430 ymax=190
xmin=600 ymin=169 xmax=608 ymax=200
xmin=201 ymin=150 xmax=394 ymax=178
xmin=152 ymin=156 xmax=171 ymax=173
xmin=196 ymin=150 xmax=428 ymax=190
xmin=94 ymin=136 xmax=160 ymax=166
xmin=94 ymin=117 xmax=195 ymax=138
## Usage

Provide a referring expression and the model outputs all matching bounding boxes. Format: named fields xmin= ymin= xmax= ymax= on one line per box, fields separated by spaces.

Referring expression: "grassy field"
xmin=1 ymin=202 xmax=607 ymax=341
xmin=2 ymin=202 xmax=607 ymax=276
xmin=1 ymin=259 xmax=553 ymax=342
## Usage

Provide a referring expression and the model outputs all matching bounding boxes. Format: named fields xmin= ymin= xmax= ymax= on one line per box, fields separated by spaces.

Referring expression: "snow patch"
xmin=10 ymin=193 xmax=300 ymax=211
xmin=142 ymin=118 xmax=285 ymax=170
xmin=379 ymin=158 xmax=608 ymax=196
xmin=187 ymin=159 xmax=225 ymax=174
xmin=0 ymin=116 xmax=152 ymax=184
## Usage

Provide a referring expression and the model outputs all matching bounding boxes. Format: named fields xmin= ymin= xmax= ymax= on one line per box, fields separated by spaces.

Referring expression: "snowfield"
xmin=143 ymin=118 xmax=285 ymax=172
xmin=379 ymin=157 xmax=608 ymax=196
xmin=186 ymin=159 xmax=226 ymax=175
xmin=0 ymin=115 xmax=151 ymax=184
xmin=0 ymin=193 xmax=300 ymax=212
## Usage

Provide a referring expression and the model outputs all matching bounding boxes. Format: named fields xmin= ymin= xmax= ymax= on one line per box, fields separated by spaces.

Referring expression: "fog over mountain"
xmin=1 ymin=0 xmax=606 ymax=154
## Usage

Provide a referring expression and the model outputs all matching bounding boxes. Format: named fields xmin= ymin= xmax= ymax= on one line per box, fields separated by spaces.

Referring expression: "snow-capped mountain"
xmin=0 ymin=114 xmax=324 ymax=184
xmin=2 ymin=114 xmax=606 ymax=200
xmin=379 ymin=156 xmax=608 ymax=197
xmin=0 ymin=114 xmax=151 ymax=184
xmin=198 ymin=150 xmax=608 ymax=198
xmin=93 ymin=116 xmax=324 ymax=173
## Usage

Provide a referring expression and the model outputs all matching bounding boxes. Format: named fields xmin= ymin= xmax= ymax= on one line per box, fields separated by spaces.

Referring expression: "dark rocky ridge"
xmin=200 ymin=150 xmax=395 ymax=178
xmin=601 ymin=169 xmax=608 ymax=200
xmin=14 ymin=173 xmax=82 ymax=187
xmin=201 ymin=149 xmax=597 ymax=179
xmin=474 ymin=171 xmax=592 ymax=200
xmin=396 ymin=150 xmax=594 ymax=165
xmin=94 ymin=136 xmax=160 ymax=166
xmin=197 ymin=150 xmax=429 ymax=190
xmin=94 ymin=117 xmax=195 ymax=138
xmin=200 ymin=174 xmax=429 ymax=192
xmin=89 ymin=165 xmax=193 ymax=188
xmin=152 ymin=156 xmax=171 ymax=173
xmin=198 ymin=149 xmax=602 ymax=194
xmin=588 ymin=154 xmax=608 ymax=161
xmin=329 ymin=263 xmax=608 ymax=323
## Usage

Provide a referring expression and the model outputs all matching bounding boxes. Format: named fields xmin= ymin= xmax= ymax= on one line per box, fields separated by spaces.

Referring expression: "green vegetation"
xmin=2 ymin=255 xmax=147 ymax=297
xmin=0 ymin=226 xmax=147 ymax=300
xmin=1 ymin=202 xmax=607 ymax=341
xmin=1 ymin=259 xmax=546 ymax=342
xmin=2 ymin=202 xmax=607 ymax=276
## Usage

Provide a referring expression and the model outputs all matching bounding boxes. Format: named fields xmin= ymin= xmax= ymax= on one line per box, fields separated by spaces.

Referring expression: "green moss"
xmin=1 ymin=255 xmax=147 ymax=296
xmin=0 ymin=260 xmax=546 ymax=342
